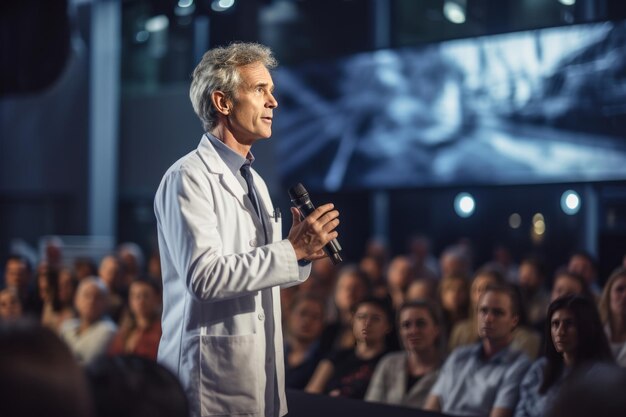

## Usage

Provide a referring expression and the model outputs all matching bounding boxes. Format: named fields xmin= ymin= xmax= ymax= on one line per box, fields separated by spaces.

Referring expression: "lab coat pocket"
xmin=200 ymin=334 xmax=260 ymax=416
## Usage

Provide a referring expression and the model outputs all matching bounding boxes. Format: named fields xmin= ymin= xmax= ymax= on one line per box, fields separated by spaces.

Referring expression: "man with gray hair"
xmin=155 ymin=42 xmax=340 ymax=417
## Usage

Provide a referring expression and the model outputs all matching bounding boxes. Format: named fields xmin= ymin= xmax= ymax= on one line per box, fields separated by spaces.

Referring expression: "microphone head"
xmin=288 ymin=183 xmax=308 ymax=200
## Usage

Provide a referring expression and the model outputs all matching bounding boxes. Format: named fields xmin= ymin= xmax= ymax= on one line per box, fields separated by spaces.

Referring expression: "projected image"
xmin=273 ymin=21 xmax=626 ymax=191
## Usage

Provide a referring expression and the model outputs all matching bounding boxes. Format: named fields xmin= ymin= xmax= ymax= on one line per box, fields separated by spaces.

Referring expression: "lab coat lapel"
xmin=196 ymin=136 xmax=266 ymax=231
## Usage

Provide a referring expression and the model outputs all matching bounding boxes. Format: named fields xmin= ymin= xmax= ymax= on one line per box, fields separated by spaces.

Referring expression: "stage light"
xmin=454 ymin=192 xmax=475 ymax=218
xmin=175 ymin=0 xmax=195 ymax=16
xmin=558 ymin=0 xmax=576 ymax=6
xmin=443 ymin=0 xmax=466 ymax=24
xmin=561 ymin=190 xmax=581 ymax=215
xmin=212 ymin=0 xmax=235 ymax=12
xmin=509 ymin=213 xmax=521 ymax=229
xmin=146 ymin=15 xmax=169 ymax=32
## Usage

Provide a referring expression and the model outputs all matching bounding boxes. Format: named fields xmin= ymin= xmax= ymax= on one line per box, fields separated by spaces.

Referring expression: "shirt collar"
xmin=205 ymin=133 xmax=255 ymax=176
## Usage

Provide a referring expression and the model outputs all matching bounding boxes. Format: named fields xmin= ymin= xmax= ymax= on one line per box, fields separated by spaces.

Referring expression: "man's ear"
xmin=211 ymin=90 xmax=231 ymax=115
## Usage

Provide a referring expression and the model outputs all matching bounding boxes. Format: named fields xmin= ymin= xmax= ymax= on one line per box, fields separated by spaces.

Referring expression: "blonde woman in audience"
xmin=365 ymin=300 xmax=442 ymax=408
xmin=599 ymin=267 xmax=626 ymax=366
xmin=108 ymin=278 xmax=162 ymax=360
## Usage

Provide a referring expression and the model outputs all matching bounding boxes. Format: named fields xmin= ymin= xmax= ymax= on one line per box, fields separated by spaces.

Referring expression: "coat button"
xmin=258 ymin=312 xmax=265 ymax=321
xmin=249 ymin=239 xmax=257 ymax=247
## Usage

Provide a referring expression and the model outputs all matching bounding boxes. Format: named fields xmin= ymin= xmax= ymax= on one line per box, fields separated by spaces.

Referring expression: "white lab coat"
xmin=154 ymin=135 xmax=310 ymax=417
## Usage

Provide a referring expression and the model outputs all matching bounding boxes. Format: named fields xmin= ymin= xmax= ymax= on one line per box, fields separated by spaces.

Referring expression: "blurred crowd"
xmin=1 ymin=235 xmax=626 ymax=417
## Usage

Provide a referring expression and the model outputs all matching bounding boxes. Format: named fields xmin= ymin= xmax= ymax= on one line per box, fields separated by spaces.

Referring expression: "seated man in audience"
xmin=60 ymin=277 xmax=117 ymax=365
xmin=3 ymin=255 xmax=41 ymax=316
xmin=425 ymin=284 xmax=531 ymax=417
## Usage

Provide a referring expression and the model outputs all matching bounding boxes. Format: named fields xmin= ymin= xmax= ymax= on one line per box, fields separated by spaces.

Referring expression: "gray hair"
xmin=190 ymin=42 xmax=278 ymax=132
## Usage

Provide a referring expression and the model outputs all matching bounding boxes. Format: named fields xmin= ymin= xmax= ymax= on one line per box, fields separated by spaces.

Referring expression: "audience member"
xmin=359 ymin=255 xmax=388 ymax=299
xmin=60 ymin=277 xmax=117 ymax=365
xmin=0 ymin=288 xmax=23 ymax=321
xmin=365 ymin=300 xmax=442 ymax=408
xmin=147 ymin=250 xmax=162 ymax=283
xmin=518 ymin=256 xmax=550 ymax=328
xmin=320 ymin=265 xmax=371 ymax=352
xmin=425 ymin=284 xmax=531 ymax=417
xmin=0 ymin=320 xmax=94 ymax=417
xmin=108 ymin=278 xmax=162 ymax=360
xmin=386 ymin=255 xmax=415 ymax=311
xmin=3 ymin=254 xmax=41 ymax=316
xmin=74 ymin=257 xmax=98 ymax=281
xmin=306 ymin=298 xmax=392 ymax=399
xmin=567 ymin=251 xmax=600 ymax=296
xmin=437 ymin=274 xmax=470 ymax=337
xmin=449 ymin=268 xmax=540 ymax=359
xmin=598 ymin=267 xmax=626 ymax=366
xmin=300 ymin=257 xmax=339 ymax=306
xmin=41 ymin=267 xmax=77 ymax=332
xmin=87 ymin=355 xmax=188 ymax=417
xmin=284 ymin=293 xmax=327 ymax=389
xmin=550 ymin=269 xmax=592 ymax=302
xmin=407 ymin=234 xmax=439 ymax=279
xmin=440 ymin=244 xmax=472 ymax=281
xmin=98 ymin=255 xmax=126 ymax=323
xmin=117 ymin=242 xmax=144 ymax=289
xmin=514 ymin=295 xmax=614 ymax=417
xmin=492 ymin=244 xmax=518 ymax=283
xmin=546 ymin=363 xmax=626 ymax=417
xmin=405 ymin=278 xmax=437 ymax=303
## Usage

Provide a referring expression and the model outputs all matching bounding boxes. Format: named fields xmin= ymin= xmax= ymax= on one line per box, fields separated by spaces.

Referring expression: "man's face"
xmin=227 ymin=62 xmax=277 ymax=144
xmin=568 ymin=255 xmax=595 ymax=285
xmin=4 ymin=259 xmax=29 ymax=289
xmin=477 ymin=291 xmax=518 ymax=343
xmin=75 ymin=281 xmax=106 ymax=323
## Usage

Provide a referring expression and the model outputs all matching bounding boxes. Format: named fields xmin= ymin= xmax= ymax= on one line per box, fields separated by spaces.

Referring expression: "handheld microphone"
xmin=288 ymin=183 xmax=343 ymax=265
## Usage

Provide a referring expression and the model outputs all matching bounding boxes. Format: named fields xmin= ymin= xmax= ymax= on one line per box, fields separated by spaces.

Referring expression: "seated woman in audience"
xmin=514 ymin=295 xmax=614 ymax=417
xmin=365 ymin=300 xmax=442 ymax=408
xmin=449 ymin=267 xmax=541 ymax=359
xmin=599 ymin=267 xmax=626 ymax=366
xmin=437 ymin=274 xmax=469 ymax=339
xmin=320 ymin=265 xmax=371 ymax=352
xmin=306 ymin=297 xmax=392 ymax=399
xmin=41 ymin=268 xmax=77 ymax=333
xmin=60 ymin=277 xmax=117 ymax=365
xmin=0 ymin=287 xmax=23 ymax=321
xmin=284 ymin=293 xmax=327 ymax=389
xmin=108 ymin=278 xmax=162 ymax=360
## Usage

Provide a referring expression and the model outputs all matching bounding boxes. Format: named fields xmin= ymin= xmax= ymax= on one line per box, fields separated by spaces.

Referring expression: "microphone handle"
xmin=297 ymin=200 xmax=343 ymax=265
